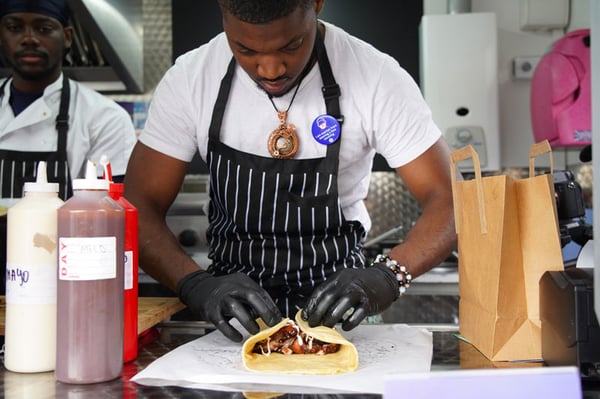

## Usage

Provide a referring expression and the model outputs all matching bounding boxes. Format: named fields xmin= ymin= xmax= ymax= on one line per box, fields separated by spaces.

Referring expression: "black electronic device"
xmin=540 ymin=268 xmax=600 ymax=379
xmin=554 ymin=170 xmax=592 ymax=249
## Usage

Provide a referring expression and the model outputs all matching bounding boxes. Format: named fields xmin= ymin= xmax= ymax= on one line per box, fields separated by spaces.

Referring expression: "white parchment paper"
xmin=131 ymin=323 xmax=433 ymax=394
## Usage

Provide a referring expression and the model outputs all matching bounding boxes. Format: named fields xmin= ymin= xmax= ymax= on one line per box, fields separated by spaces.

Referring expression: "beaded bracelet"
xmin=371 ymin=254 xmax=412 ymax=296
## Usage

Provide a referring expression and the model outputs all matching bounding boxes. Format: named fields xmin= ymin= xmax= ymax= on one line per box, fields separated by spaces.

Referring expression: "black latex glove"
xmin=176 ymin=270 xmax=282 ymax=342
xmin=301 ymin=264 xmax=398 ymax=331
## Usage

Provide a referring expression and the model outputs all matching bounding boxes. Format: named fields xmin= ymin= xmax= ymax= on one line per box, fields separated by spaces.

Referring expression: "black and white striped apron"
xmin=0 ymin=74 xmax=73 ymax=200
xmin=0 ymin=74 xmax=73 ymax=295
xmin=205 ymin=31 xmax=367 ymax=316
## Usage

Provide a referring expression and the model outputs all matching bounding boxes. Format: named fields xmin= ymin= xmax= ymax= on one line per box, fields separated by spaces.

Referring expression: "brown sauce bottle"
xmin=56 ymin=161 xmax=125 ymax=384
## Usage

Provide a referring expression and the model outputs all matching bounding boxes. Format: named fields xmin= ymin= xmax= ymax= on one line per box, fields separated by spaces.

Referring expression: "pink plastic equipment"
xmin=530 ymin=29 xmax=591 ymax=147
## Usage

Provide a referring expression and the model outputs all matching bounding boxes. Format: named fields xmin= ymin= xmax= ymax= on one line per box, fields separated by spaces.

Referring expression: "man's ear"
xmin=63 ymin=26 xmax=74 ymax=51
xmin=314 ymin=0 xmax=325 ymax=16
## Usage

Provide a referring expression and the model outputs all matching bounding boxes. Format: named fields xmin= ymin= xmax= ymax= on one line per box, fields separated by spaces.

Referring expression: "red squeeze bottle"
xmin=109 ymin=182 xmax=139 ymax=363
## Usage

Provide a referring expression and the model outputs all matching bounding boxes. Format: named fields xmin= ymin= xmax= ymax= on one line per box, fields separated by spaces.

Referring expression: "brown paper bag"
xmin=450 ymin=141 xmax=564 ymax=361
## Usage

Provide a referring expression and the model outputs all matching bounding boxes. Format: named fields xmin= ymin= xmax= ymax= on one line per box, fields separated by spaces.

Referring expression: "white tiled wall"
xmin=423 ymin=0 xmax=590 ymax=170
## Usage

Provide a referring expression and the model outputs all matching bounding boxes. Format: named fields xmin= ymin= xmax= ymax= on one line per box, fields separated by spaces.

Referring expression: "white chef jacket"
xmin=0 ymin=74 xmax=136 ymax=180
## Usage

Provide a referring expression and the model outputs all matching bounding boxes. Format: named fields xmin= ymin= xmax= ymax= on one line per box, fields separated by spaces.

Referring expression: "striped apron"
xmin=205 ymin=31 xmax=367 ymax=316
xmin=0 ymin=74 xmax=73 ymax=200
xmin=0 ymin=74 xmax=73 ymax=295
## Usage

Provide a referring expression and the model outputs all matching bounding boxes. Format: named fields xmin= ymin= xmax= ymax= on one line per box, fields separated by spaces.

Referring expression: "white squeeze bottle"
xmin=56 ymin=160 xmax=125 ymax=384
xmin=4 ymin=161 xmax=64 ymax=372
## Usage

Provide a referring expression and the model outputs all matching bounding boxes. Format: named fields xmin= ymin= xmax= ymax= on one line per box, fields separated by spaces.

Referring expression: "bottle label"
xmin=58 ymin=237 xmax=117 ymax=280
xmin=5 ymin=263 xmax=56 ymax=304
xmin=124 ymin=250 xmax=133 ymax=290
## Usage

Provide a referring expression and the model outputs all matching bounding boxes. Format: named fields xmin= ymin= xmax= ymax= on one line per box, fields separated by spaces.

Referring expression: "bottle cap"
xmin=100 ymin=154 xmax=113 ymax=182
xmin=109 ymin=182 xmax=124 ymax=195
xmin=24 ymin=161 xmax=59 ymax=193
xmin=72 ymin=160 xmax=110 ymax=191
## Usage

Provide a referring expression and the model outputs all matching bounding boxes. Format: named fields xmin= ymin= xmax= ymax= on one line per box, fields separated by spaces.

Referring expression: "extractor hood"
xmin=0 ymin=0 xmax=145 ymax=94
xmin=67 ymin=0 xmax=144 ymax=93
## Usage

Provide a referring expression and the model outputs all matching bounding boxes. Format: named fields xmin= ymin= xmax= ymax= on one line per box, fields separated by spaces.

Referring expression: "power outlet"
xmin=513 ymin=56 xmax=541 ymax=80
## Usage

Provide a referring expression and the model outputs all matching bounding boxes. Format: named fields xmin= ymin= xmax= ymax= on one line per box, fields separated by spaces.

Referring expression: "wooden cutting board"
xmin=0 ymin=296 xmax=186 ymax=336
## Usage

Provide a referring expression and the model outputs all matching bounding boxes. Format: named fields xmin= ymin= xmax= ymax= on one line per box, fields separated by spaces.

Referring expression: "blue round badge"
xmin=311 ymin=114 xmax=341 ymax=145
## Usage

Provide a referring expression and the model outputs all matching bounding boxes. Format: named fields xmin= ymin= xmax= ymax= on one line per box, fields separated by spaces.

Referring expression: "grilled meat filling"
xmin=252 ymin=321 xmax=341 ymax=355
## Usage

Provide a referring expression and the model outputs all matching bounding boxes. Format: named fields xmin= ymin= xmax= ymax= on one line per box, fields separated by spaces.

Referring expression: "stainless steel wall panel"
xmin=365 ymin=171 xmax=422 ymax=248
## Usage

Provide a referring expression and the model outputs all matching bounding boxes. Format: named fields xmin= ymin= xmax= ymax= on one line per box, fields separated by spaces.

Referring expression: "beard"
xmin=5 ymin=50 xmax=58 ymax=82
xmin=12 ymin=66 xmax=56 ymax=82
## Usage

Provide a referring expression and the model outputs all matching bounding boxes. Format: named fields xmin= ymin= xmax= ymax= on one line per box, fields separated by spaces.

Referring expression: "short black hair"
xmin=217 ymin=0 xmax=313 ymax=24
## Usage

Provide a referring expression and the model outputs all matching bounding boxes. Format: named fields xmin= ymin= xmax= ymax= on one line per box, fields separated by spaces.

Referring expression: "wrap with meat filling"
xmin=242 ymin=310 xmax=359 ymax=374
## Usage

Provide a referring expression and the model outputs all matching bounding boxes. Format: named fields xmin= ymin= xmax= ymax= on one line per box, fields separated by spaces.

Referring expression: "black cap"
xmin=0 ymin=0 xmax=70 ymax=27
xmin=580 ymin=144 xmax=592 ymax=162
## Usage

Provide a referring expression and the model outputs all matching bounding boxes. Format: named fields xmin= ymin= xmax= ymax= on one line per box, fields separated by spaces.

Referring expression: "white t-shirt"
xmin=0 ymin=74 xmax=136 ymax=180
xmin=141 ymin=21 xmax=441 ymax=233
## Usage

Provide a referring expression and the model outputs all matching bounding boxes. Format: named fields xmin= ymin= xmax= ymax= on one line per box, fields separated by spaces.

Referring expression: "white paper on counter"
xmin=131 ymin=323 xmax=433 ymax=394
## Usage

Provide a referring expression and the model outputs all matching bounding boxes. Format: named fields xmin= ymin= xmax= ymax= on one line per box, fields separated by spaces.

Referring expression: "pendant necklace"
xmin=267 ymin=82 xmax=302 ymax=159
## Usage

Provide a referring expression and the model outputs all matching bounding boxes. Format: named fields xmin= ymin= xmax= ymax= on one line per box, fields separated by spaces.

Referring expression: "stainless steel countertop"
xmin=2 ymin=323 xmax=598 ymax=398
xmin=1 ymin=323 xmax=459 ymax=398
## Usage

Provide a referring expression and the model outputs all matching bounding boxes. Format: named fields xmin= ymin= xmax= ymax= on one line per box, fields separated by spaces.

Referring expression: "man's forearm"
xmin=138 ymin=215 xmax=205 ymax=292
xmin=386 ymin=199 xmax=456 ymax=279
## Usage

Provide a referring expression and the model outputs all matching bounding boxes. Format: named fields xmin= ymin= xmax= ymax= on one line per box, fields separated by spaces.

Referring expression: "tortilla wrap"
xmin=242 ymin=310 xmax=358 ymax=374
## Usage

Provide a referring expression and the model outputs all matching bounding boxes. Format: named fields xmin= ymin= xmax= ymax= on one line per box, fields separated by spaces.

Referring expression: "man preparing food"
xmin=124 ymin=0 xmax=459 ymax=342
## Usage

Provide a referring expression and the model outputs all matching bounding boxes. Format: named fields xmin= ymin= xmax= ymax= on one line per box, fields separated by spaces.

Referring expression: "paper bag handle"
xmin=529 ymin=140 xmax=553 ymax=177
xmin=450 ymin=145 xmax=487 ymax=234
